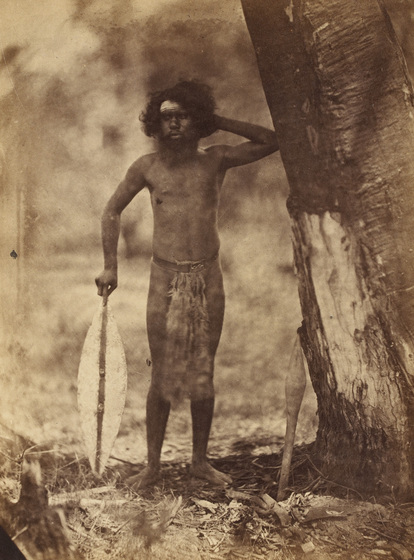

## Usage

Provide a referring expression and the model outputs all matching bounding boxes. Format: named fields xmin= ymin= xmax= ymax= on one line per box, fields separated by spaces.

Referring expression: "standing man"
xmin=95 ymin=80 xmax=279 ymax=488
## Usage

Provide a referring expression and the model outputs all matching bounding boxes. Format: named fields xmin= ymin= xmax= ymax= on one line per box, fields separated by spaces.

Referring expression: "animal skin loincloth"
xmin=146 ymin=255 xmax=224 ymax=406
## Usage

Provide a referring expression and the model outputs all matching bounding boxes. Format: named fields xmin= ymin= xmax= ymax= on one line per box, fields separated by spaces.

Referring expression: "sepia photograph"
xmin=1 ymin=1 xmax=414 ymax=558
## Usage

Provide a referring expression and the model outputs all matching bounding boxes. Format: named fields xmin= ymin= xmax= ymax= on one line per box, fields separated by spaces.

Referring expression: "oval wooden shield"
xmin=77 ymin=299 xmax=127 ymax=475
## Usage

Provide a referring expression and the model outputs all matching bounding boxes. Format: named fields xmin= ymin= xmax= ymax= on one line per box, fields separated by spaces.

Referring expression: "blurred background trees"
xmin=0 ymin=0 xmax=286 ymax=351
xmin=0 ymin=1 xmax=301 ymax=451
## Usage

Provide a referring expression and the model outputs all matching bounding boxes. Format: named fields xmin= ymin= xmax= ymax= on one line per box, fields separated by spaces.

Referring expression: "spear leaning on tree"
xmin=277 ymin=331 xmax=307 ymax=501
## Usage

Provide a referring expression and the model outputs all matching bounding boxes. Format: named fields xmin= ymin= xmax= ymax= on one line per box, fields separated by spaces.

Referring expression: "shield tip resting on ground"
xmin=77 ymin=299 xmax=127 ymax=475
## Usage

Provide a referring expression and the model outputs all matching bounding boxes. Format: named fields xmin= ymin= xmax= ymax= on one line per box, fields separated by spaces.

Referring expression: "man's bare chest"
xmin=145 ymin=159 xmax=220 ymax=200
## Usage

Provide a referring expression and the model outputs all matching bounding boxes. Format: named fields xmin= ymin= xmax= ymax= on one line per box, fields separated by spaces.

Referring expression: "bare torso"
xmin=96 ymin=113 xmax=278 ymax=296
xmin=143 ymin=147 xmax=226 ymax=262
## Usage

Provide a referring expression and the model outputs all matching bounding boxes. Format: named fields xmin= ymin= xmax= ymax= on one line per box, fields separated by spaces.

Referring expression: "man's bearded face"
xmin=159 ymin=100 xmax=199 ymax=147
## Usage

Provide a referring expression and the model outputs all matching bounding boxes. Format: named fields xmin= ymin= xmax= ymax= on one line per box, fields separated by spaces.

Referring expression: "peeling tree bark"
xmin=241 ymin=0 xmax=414 ymax=496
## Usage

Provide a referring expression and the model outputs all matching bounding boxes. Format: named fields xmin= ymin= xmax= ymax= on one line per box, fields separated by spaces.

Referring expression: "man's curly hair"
xmin=140 ymin=80 xmax=216 ymax=139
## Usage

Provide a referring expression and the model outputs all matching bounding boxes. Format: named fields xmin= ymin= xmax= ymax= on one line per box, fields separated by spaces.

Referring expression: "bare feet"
xmin=190 ymin=461 xmax=232 ymax=486
xmin=125 ymin=466 xmax=160 ymax=490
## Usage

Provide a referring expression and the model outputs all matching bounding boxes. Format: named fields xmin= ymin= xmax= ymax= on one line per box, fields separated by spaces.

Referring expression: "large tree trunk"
xmin=241 ymin=0 xmax=414 ymax=497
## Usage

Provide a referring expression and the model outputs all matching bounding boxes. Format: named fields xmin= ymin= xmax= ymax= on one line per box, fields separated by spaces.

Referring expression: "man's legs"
xmin=188 ymin=260 xmax=231 ymax=485
xmin=189 ymin=397 xmax=232 ymax=485
xmin=128 ymin=259 xmax=231 ymax=488
xmin=126 ymin=262 xmax=170 ymax=489
xmin=127 ymin=385 xmax=170 ymax=490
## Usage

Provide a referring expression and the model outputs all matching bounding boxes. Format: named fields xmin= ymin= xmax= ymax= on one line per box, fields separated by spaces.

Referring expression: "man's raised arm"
xmin=95 ymin=158 xmax=148 ymax=297
xmin=213 ymin=115 xmax=279 ymax=169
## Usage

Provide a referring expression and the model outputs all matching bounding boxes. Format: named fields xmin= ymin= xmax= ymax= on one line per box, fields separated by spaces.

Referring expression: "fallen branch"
xmin=48 ymin=486 xmax=122 ymax=507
